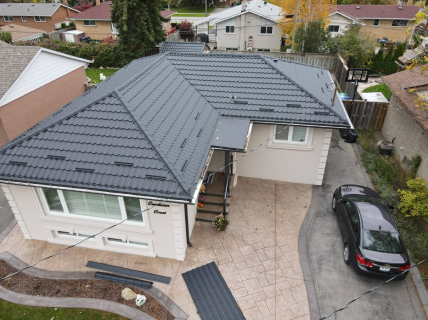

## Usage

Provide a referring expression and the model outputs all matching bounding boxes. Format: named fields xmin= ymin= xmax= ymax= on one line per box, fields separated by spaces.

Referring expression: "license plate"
xmin=380 ymin=267 xmax=390 ymax=272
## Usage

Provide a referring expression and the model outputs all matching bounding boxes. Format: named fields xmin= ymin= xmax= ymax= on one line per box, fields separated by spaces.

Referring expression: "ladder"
xmin=247 ymin=36 xmax=253 ymax=51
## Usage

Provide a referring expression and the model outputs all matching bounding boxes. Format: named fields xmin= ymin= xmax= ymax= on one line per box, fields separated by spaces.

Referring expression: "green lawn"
xmin=362 ymin=83 xmax=392 ymax=101
xmin=0 ymin=299 xmax=127 ymax=320
xmin=86 ymin=68 xmax=118 ymax=84
xmin=171 ymin=7 xmax=215 ymax=14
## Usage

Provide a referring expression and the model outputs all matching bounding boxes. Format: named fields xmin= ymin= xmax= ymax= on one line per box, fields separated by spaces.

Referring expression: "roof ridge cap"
xmin=114 ymin=89 xmax=192 ymax=198
xmin=0 ymin=90 xmax=116 ymax=154
xmin=259 ymin=55 xmax=348 ymax=124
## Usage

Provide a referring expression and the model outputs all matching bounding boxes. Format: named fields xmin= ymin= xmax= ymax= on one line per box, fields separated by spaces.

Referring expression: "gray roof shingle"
xmin=0 ymin=3 xmax=78 ymax=17
xmin=160 ymin=42 xmax=206 ymax=54
xmin=0 ymin=53 xmax=351 ymax=201
xmin=0 ymin=46 xmax=40 ymax=99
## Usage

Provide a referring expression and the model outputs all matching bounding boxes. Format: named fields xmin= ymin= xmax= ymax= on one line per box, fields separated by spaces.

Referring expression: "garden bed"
xmin=0 ymin=260 xmax=174 ymax=320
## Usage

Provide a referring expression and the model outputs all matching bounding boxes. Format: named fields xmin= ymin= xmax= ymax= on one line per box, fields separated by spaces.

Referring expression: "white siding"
xmin=0 ymin=50 xmax=88 ymax=107
xmin=328 ymin=13 xmax=354 ymax=37
xmin=237 ymin=124 xmax=330 ymax=185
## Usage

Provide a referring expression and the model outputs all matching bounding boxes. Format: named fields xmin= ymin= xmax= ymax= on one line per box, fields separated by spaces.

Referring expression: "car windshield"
xmin=362 ymin=230 xmax=403 ymax=254
xmin=348 ymin=197 xmax=384 ymax=205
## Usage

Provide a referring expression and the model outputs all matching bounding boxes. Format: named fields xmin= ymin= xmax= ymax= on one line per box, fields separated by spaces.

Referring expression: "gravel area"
xmin=0 ymin=260 xmax=174 ymax=320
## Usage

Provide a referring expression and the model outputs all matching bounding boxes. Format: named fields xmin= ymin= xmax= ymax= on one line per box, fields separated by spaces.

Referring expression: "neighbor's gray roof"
xmin=0 ymin=3 xmax=79 ymax=17
xmin=0 ymin=46 xmax=40 ymax=99
xmin=0 ymin=40 xmax=12 ymax=47
xmin=160 ymin=42 xmax=205 ymax=54
xmin=0 ymin=53 xmax=350 ymax=201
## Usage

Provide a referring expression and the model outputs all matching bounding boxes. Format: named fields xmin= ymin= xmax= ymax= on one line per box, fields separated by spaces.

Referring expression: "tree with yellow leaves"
xmin=271 ymin=0 xmax=335 ymax=46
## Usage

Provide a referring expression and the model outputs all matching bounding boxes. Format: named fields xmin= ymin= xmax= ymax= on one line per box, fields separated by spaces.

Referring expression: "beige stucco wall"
xmin=237 ymin=124 xmax=332 ymax=185
xmin=2 ymin=184 xmax=192 ymax=261
xmin=216 ymin=12 xmax=281 ymax=51
xmin=360 ymin=19 xmax=415 ymax=42
xmin=328 ymin=13 xmax=354 ymax=36
xmin=381 ymin=95 xmax=428 ymax=181
xmin=74 ymin=20 xmax=115 ymax=41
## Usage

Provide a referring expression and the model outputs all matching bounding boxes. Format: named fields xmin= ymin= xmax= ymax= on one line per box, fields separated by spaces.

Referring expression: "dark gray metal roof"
xmin=0 ymin=53 xmax=351 ymax=201
xmin=182 ymin=262 xmax=245 ymax=320
xmin=159 ymin=41 xmax=205 ymax=54
xmin=211 ymin=117 xmax=250 ymax=150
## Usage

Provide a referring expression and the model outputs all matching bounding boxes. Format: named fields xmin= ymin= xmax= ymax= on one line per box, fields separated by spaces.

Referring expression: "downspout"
xmin=184 ymin=204 xmax=193 ymax=247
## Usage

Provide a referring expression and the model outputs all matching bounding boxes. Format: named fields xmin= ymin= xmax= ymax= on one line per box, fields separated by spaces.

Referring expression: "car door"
xmin=344 ymin=202 xmax=360 ymax=250
xmin=336 ymin=199 xmax=348 ymax=240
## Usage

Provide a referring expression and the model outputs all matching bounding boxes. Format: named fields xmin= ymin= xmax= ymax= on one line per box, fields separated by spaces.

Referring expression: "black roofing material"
xmin=211 ymin=117 xmax=250 ymax=150
xmin=182 ymin=262 xmax=245 ymax=320
xmin=0 ymin=52 xmax=351 ymax=201
xmin=87 ymin=261 xmax=171 ymax=284
xmin=94 ymin=271 xmax=153 ymax=289
xmin=160 ymin=41 xmax=205 ymax=54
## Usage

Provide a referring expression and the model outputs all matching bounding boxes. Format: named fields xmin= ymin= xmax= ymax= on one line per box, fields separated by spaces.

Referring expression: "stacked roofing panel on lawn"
xmin=0 ymin=52 xmax=351 ymax=201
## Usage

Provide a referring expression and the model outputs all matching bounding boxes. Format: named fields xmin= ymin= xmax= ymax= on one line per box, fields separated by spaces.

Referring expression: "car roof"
xmin=353 ymin=201 xmax=398 ymax=232
xmin=341 ymin=185 xmax=382 ymax=199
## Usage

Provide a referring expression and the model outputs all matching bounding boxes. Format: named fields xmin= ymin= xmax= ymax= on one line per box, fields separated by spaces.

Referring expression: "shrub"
xmin=0 ymin=31 xmax=12 ymax=44
xmin=398 ymin=178 xmax=428 ymax=221
xmin=61 ymin=22 xmax=67 ymax=29
xmin=212 ymin=214 xmax=229 ymax=231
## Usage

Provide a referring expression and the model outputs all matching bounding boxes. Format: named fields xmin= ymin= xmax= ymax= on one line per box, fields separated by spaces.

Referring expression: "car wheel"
xmin=332 ymin=196 xmax=337 ymax=212
xmin=343 ymin=244 xmax=351 ymax=264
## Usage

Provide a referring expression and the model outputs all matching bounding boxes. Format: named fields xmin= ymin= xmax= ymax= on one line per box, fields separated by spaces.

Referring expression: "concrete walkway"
xmin=306 ymin=130 xmax=427 ymax=320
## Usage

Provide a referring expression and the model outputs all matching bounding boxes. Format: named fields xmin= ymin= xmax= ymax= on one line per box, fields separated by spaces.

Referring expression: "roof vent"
xmin=399 ymin=6 xmax=403 ymax=9
xmin=286 ymin=103 xmax=301 ymax=107
xmin=8 ymin=161 xmax=27 ymax=166
xmin=195 ymin=112 xmax=200 ymax=120
xmin=273 ymin=58 xmax=278 ymax=62
xmin=114 ymin=161 xmax=133 ymax=167
xmin=259 ymin=108 xmax=274 ymax=112
xmin=32 ymin=3 xmax=35 ymax=6
xmin=75 ymin=168 xmax=95 ymax=173
xmin=314 ymin=111 xmax=330 ymax=115
xmin=9 ymin=25 xmax=13 ymax=28
xmin=145 ymin=174 xmax=167 ymax=180
xmin=47 ymin=155 xmax=66 ymax=160
xmin=181 ymin=160 xmax=188 ymax=171
xmin=264 ymin=1 xmax=267 ymax=5
xmin=197 ymin=128 xmax=203 ymax=137
xmin=7 ymin=3 xmax=11 ymax=6
xmin=230 ymin=94 xmax=236 ymax=100
xmin=234 ymin=100 xmax=248 ymax=104
xmin=356 ymin=6 xmax=360 ymax=9
xmin=181 ymin=138 xmax=187 ymax=148
xmin=321 ymin=87 xmax=325 ymax=93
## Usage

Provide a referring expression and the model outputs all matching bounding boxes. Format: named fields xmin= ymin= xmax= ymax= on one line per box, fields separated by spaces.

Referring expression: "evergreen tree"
xmin=383 ymin=45 xmax=394 ymax=74
xmin=111 ymin=0 xmax=168 ymax=65
xmin=370 ymin=45 xmax=385 ymax=75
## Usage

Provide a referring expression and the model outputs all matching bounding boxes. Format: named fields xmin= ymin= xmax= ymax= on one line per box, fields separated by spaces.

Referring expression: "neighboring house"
xmin=159 ymin=41 xmax=207 ymax=53
xmin=328 ymin=8 xmax=364 ymax=37
xmin=0 ymin=3 xmax=79 ymax=33
xmin=332 ymin=5 xmax=420 ymax=42
xmin=0 ymin=52 xmax=351 ymax=260
xmin=161 ymin=9 xmax=176 ymax=33
xmin=193 ymin=0 xmax=282 ymax=52
xmin=396 ymin=45 xmax=425 ymax=71
xmin=0 ymin=24 xmax=45 ymax=43
xmin=68 ymin=1 xmax=176 ymax=42
xmin=0 ymin=46 xmax=92 ymax=146
xmin=382 ymin=68 xmax=428 ymax=180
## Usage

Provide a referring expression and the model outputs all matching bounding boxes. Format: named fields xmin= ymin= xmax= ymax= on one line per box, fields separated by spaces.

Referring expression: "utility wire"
xmin=319 ymin=255 xmax=428 ymax=320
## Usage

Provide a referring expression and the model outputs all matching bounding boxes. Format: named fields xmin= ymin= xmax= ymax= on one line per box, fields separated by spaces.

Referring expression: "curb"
xmin=0 ymin=219 xmax=17 ymax=244
xmin=298 ymin=185 xmax=321 ymax=320
xmin=0 ymin=252 xmax=187 ymax=320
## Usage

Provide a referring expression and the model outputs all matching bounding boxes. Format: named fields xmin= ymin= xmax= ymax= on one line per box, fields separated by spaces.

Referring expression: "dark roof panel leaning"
xmin=0 ymin=52 xmax=351 ymax=201
xmin=160 ymin=42 xmax=206 ymax=54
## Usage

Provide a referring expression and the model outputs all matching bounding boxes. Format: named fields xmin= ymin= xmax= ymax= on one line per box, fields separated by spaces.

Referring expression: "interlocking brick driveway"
xmin=0 ymin=177 xmax=312 ymax=320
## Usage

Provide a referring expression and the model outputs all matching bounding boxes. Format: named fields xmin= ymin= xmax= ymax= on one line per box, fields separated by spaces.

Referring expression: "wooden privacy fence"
xmin=210 ymin=50 xmax=336 ymax=71
xmin=342 ymin=100 xmax=388 ymax=130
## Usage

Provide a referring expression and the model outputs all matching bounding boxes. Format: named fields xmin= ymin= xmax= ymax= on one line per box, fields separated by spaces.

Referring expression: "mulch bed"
xmin=0 ymin=260 xmax=174 ymax=320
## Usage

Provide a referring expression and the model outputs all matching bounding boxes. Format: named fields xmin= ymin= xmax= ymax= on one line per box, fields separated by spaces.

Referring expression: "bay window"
xmin=40 ymin=188 xmax=144 ymax=223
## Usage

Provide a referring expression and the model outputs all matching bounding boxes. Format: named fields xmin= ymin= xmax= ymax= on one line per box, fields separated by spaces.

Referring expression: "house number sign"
xmin=148 ymin=201 xmax=170 ymax=207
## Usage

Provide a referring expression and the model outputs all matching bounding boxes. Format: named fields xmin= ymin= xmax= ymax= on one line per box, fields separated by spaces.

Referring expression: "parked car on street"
xmin=332 ymin=185 xmax=410 ymax=280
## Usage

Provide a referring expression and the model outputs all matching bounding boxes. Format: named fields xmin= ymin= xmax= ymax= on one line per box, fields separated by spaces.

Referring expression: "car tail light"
xmin=356 ymin=254 xmax=373 ymax=267
xmin=398 ymin=264 xmax=410 ymax=271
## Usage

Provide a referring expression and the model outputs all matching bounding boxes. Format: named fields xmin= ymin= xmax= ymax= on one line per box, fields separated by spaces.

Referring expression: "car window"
xmin=345 ymin=202 xmax=359 ymax=237
xmin=362 ymin=230 xmax=403 ymax=253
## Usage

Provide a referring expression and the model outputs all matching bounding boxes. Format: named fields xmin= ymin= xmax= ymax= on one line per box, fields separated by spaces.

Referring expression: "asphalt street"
xmin=307 ymin=130 xmax=426 ymax=320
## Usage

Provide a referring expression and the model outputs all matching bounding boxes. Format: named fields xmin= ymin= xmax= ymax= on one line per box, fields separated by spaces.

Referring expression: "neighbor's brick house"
xmin=382 ymin=68 xmax=428 ymax=181
xmin=0 ymin=46 xmax=92 ymax=146
xmin=0 ymin=3 xmax=79 ymax=33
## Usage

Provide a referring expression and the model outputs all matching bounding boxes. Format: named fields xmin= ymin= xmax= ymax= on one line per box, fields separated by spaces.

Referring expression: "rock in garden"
xmin=121 ymin=288 xmax=137 ymax=300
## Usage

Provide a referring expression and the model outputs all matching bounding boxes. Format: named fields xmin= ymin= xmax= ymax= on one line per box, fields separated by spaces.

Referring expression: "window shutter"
xmin=292 ymin=126 xmax=307 ymax=142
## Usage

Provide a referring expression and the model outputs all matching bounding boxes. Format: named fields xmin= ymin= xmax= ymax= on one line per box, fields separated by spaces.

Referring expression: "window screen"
xmin=63 ymin=190 xmax=122 ymax=220
xmin=4 ymin=16 xmax=13 ymax=22
xmin=275 ymin=126 xmax=290 ymax=141
xmin=260 ymin=26 xmax=273 ymax=34
xmin=328 ymin=25 xmax=339 ymax=32
xmin=124 ymin=197 xmax=143 ymax=222
xmin=292 ymin=126 xmax=307 ymax=142
xmin=226 ymin=26 xmax=235 ymax=33
xmin=373 ymin=19 xmax=380 ymax=26
xmin=43 ymin=189 xmax=64 ymax=212
xmin=21 ymin=16 xmax=26 ymax=22
xmin=392 ymin=20 xmax=408 ymax=27
xmin=84 ymin=20 xmax=96 ymax=26
xmin=34 ymin=16 xmax=46 ymax=22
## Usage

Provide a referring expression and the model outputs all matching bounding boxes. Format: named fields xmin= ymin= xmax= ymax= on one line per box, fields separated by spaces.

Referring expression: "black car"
xmin=332 ymin=185 xmax=410 ymax=279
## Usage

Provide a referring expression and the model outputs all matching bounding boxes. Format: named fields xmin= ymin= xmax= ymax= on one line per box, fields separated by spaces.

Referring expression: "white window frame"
xmin=260 ymin=26 xmax=273 ymax=35
xmin=21 ymin=16 xmax=27 ymax=22
xmin=328 ymin=25 xmax=340 ymax=33
xmin=104 ymin=236 xmax=154 ymax=255
xmin=391 ymin=19 xmax=408 ymax=27
xmin=225 ymin=25 xmax=235 ymax=34
xmin=34 ymin=16 xmax=46 ymax=22
xmin=373 ymin=19 xmax=380 ymax=27
xmin=4 ymin=16 xmax=13 ymax=22
xmin=84 ymin=20 xmax=96 ymax=26
xmin=53 ymin=230 xmax=96 ymax=241
xmin=267 ymin=125 xmax=315 ymax=151
xmin=37 ymin=188 xmax=149 ymax=228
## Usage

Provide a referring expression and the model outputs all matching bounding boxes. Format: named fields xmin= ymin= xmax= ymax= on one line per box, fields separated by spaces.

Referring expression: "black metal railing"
xmin=223 ymin=174 xmax=230 ymax=216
